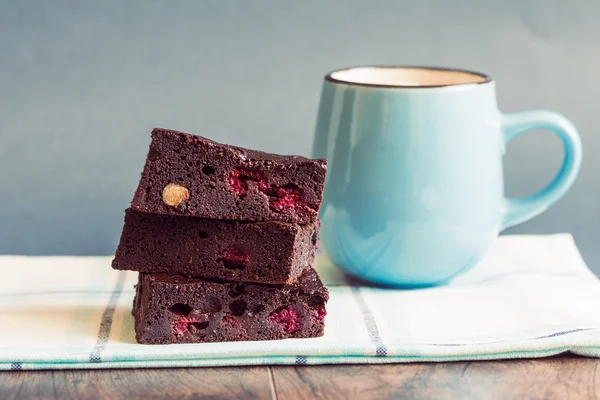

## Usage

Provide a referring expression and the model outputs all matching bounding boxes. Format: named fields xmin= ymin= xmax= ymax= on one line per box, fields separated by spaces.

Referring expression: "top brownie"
xmin=130 ymin=128 xmax=327 ymax=224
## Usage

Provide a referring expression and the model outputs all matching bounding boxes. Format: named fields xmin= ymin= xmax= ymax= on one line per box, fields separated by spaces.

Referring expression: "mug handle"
xmin=501 ymin=110 xmax=582 ymax=230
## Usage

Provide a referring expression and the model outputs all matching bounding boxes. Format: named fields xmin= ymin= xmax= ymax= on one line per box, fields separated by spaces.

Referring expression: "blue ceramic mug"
xmin=312 ymin=66 xmax=582 ymax=287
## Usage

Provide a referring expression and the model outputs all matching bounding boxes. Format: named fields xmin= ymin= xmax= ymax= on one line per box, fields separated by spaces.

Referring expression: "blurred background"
xmin=1 ymin=1 xmax=598 ymax=272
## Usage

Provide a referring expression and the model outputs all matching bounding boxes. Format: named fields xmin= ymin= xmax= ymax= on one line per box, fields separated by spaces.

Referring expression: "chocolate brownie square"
xmin=132 ymin=267 xmax=328 ymax=344
xmin=130 ymin=128 xmax=327 ymax=224
xmin=112 ymin=209 xmax=318 ymax=284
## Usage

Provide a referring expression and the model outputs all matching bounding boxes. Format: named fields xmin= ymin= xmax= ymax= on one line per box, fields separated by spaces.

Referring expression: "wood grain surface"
xmin=0 ymin=356 xmax=598 ymax=400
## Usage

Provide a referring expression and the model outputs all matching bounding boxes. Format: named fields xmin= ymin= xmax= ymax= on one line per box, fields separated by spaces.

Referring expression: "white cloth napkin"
xmin=1 ymin=234 xmax=599 ymax=370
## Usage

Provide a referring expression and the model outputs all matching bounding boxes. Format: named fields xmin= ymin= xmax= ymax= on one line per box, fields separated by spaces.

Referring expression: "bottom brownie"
xmin=133 ymin=267 xmax=329 ymax=344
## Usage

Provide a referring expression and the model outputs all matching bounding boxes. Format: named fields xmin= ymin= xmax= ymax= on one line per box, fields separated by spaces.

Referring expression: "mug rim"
xmin=325 ymin=65 xmax=492 ymax=89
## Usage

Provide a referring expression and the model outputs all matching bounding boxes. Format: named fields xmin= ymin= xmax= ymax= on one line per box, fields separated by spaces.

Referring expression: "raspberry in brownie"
xmin=112 ymin=209 xmax=318 ymax=284
xmin=132 ymin=267 xmax=328 ymax=344
xmin=130 ymin=128 xmax=327 ymax=224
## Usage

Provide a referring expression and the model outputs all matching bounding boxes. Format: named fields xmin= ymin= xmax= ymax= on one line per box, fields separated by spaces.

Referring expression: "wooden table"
xmin=0 ymin=355 xmax=597 ymax=399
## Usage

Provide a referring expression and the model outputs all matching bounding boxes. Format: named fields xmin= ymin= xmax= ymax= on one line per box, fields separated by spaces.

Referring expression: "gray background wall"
xmin=1 ymin=1 xmax=598 ymax=272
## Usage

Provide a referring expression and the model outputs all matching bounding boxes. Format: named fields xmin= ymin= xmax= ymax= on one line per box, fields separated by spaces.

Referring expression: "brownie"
xmin=112 ymin=209 xmax=318 ymax=284
xmin=132 ymin=267 xmax=329 ymax=344
xmin=130 ymin=128 xmax=327 ymax=224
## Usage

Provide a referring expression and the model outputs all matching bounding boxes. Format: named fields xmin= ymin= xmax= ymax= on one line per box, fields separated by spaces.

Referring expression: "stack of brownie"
xmin=112 ymin=128 xmax=329 ymax=344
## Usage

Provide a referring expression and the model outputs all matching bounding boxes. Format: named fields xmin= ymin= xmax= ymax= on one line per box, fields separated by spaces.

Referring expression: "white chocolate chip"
xmin=162 ymin=183 xmax=189 ymax=207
